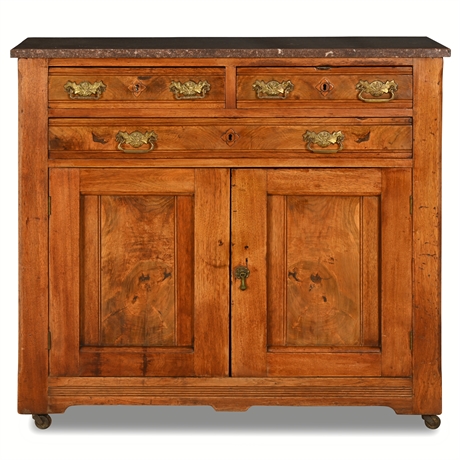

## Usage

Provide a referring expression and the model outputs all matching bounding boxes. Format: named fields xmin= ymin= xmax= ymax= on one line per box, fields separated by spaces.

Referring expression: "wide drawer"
xmin=49 ymin=67 xmax=225 ymax=108
xmin=49 ymin=118 xmax=412 ymax=159
xmin=237 ymin=67 xmax=412 ymax=108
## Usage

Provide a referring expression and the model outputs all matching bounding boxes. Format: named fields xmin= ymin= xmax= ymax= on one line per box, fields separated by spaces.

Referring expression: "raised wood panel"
xmin=285 ymin=196 xmax=361 ymax=346
xmin=100 ymin=195 xmax=176 ymax=346
xmin=268 ymin=195 xmax=380 ymax=349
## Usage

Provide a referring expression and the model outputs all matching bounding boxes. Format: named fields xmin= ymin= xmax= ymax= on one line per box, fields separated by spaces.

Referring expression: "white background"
xmin=0 ymin=1 xmax=459 ymax=459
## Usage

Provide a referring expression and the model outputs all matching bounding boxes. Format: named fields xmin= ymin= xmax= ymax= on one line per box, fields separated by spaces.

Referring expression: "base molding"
xmin=46 ymin=376 xmax=415 ymax=414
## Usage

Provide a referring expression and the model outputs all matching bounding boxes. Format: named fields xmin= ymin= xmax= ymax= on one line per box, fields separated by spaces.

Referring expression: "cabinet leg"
xmin=32 ymin=414 xmax=52 ymax=430
xmin=421 ymin=414 xmax=441 ymax=429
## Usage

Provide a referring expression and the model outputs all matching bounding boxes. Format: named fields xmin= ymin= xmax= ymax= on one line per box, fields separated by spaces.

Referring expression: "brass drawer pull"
xmin=234 ymin=266 xmax=250 ymax=291
xmin=63 ymin=80 xmax=107 ymax=100
xmin=303 ymin=130 xmax=345 ymax=153
xmin=356 ymin=79 xmax=398 ymax=103
xmin=169 ymin=80 xmax=211 ymax=99
xmin=252 ymin=80 xmax=294 ymax=99
xmin=115 ymin=130 xmax=158 ymax=153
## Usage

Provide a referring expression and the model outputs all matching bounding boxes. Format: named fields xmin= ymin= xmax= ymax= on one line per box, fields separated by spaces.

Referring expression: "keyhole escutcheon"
xmin=234 ymin=266 xmax=250 ymax=291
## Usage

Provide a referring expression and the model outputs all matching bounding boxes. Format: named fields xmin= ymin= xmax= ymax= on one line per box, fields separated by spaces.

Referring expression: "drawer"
xmin=49 ymin=118 xmax=412 ymax=159
xmin=237 ymin=67 xmax=412 ymax=108
xmin=49 ymin=67 xmax=225 ymax=108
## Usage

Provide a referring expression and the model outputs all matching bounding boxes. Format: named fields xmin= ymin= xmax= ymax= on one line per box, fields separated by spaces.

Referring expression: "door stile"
xmin=380 ymin=168 xmax=412 ymax=376
xmin=49 ymin=168 xmax=81 ymax=376
xmin=193 ymin=169 xmax=231 ymax=376
xmin=231 ymin=169 xmax=268 ymax=376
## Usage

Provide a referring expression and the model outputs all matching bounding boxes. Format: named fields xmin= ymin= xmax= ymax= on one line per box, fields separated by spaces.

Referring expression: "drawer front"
xmin=49 ymin=118 xmax=412 ymax=159
xmin=237 ymin=67 xmax=412 ymax=108
xmin=49 ymin=67 xmax=225 ymax=107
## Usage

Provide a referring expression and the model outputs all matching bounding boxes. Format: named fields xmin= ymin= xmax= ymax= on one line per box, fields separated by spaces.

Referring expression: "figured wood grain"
xmin=100 ymin=196 xmax=176 ymax=346
xmin=412 ymin=58 xmax=443 ymax=415
xmin=49 ymin=118 xmax=412 ymax=157
xmin=237 ymin=70 xmax=412 ymax=108
xmin=17 ymin=59 xmax=49 ymax=414
xmin=49 ymin=169 xmax=81 ymax=376
xmin=285 ymin=196 xmax=361 ymax=346
xmin=262 ymin=169 xmax=385 ymax=377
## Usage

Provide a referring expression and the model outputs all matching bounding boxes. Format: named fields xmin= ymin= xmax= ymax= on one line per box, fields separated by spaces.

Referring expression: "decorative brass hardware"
xmin=234 ymin=266 xmax=250 ymax=291
xmin=115 ymin=130 xmax=158 ymax=153
xmin=356 ymin=79 xmax=398 ymax=102
xmin=169 ymin=80 xmax=211 ymax=99
xmin=252 ymin=80 xmax=294 ymax=99
xmin=303 ymin=130 xmax=345 ymax=153
xmin=64 ymin=80 xmax=106 ymax=100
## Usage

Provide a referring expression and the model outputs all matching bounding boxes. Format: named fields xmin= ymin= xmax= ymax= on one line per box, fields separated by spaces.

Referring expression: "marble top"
xmin=11 ymin=37 xmax=450 ymax=59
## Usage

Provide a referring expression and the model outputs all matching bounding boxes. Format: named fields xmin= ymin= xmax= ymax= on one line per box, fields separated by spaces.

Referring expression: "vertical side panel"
xmin=194 ymin=169 xmax=230 ymax=376
xmin=381 ymin=168 xmax=412 ymax=376
xmin=231 ymin=169 xmax=267 ymax=376
xmin=362 ymin=197 xmax=380 ymax=346
xmin=49 ymin=169 xmax=80 ymax=376
xmin=267 ymin=195 xmax=287 ymax=346
xmin=80 ymin=195 xmax=100 ymax=346
xmin=18 ymin=58 xmax=49 ymax=413
xmin=412 ymin=58 xmax=443 ymax=414
xmin=176 ymin=195 xmax=194 ymax=346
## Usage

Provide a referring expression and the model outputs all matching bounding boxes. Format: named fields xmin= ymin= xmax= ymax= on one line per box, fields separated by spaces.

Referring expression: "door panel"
xmin=50 ymin=168 xmax=230 ymax=377
xmin=232 ymin=168 xmax=412 ymax=377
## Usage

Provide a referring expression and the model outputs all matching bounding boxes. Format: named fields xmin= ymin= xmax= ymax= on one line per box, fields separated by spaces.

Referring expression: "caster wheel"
xmin=422 ymin=414 xmax=441 ymax=429
xmin=32 ymin=414 xmax=52 ymax=430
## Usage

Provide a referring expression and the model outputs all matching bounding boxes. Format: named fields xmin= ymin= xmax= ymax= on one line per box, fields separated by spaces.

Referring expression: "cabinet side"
xmin=18 ymin=58 xmax=49 ymax=414
xmin=412 ymin=58 xmax=443 ymax=415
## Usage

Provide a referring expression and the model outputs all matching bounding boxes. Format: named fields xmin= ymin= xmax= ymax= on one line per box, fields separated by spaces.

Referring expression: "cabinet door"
xmin=231 ymin=168 xmax=412 ymax=377
xmin=49 ymin=168 xmax=230 ymax=377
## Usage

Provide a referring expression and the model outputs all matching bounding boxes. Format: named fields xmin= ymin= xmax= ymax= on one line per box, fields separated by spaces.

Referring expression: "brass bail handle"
xmin=234 ymin=266 xmax=250 ymax=291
